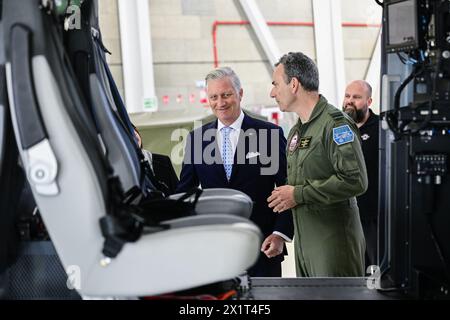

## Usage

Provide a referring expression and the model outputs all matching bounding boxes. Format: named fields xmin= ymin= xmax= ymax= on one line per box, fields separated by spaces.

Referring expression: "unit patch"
xmin=289 ymin=132 xmax=299 ymax=152
xmin=298 ymin=137 xmax=312 ymax=149
xmin=333 ymin=125 xmax=354 ymax=145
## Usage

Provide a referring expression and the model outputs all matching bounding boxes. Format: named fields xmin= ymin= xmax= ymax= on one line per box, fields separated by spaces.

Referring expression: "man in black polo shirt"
xmin=342 ymin=80 xmax=379 ymax=269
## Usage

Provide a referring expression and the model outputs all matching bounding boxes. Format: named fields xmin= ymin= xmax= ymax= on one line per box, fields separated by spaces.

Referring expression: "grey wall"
xmin=99 ymin=0 xmax=381 ymax=112
xmin=97 ymin=0 xmax=382 ymax=278
xmin=99 ymin=0 xmax=124 ymax=95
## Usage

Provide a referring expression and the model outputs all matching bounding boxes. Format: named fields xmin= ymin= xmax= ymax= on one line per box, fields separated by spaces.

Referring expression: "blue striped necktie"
xmin=221 ymin=126 xmax=233 ymax=181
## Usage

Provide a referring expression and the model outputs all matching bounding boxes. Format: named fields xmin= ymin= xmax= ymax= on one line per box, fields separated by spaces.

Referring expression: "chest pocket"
xmin=240 ymin=156 xmax=262 ymax=177
xmin=234 ymin=136 xmax=263 ymax=177
xmin=299 ymin=140 xmax=333 ymax=180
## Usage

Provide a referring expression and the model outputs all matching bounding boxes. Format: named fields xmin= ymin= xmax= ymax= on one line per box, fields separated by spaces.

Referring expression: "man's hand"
xmin=267 ymin=185 xmax=297 ymax=213
xmin=261 ymin=234 xmax=285 ymax=259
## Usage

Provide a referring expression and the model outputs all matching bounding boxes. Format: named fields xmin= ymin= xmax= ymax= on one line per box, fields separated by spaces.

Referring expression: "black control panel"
xmin=414 ymin=154 xmax=447 ymax=175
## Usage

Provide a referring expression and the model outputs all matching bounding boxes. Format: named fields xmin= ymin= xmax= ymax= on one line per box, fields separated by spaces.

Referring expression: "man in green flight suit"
xmin=267 ymin=52 xmax=368 ymax=277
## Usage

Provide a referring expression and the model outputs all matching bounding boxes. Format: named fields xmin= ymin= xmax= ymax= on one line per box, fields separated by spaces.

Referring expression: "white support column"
xmin=238 ymin=0 xmax=281 ymax=68
xmin=312 ymin=0 xmax=346 ymax=107
xmin=118 ymin=0 xmax=157 ymax=113
xmin=365 ymin=30 xmax=382 ymax=114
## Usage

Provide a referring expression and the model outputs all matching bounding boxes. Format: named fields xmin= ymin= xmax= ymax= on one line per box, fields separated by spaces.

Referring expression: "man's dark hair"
xmin=275 ymin=52 xmax=319 ymax=92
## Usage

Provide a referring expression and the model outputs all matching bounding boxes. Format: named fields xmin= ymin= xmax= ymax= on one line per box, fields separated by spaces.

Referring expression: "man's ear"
xmin=291 ymin=77 xmax=300 ymax=94
xmin=239 ymin=88 xmax=243 ymax=100
xmin=367 ymin=97 xmax=373 ymax=107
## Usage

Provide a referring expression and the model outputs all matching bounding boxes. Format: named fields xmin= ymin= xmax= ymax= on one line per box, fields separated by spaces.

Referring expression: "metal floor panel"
xmin=1 ymin=241 xmax=81 ymax=300
xmin=1 ymin=242 xmax=402 ymax=300
xmin=243 ymin=277 xmax=400 ymax=300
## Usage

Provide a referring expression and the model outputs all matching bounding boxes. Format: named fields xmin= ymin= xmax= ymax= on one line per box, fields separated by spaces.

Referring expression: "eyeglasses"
xmin=208 ymin=92 xmax=234 ymax=101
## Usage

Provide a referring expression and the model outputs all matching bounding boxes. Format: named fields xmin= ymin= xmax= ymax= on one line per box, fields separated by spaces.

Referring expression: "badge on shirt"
xmin=361 ymin=133 xmax=370 ymax=141
xmin=298 ymin=137 xmax=312 ymax=149
xmin=289 ymin=132 xmax=299 ymax=152
xmin=333 ymin=124 xmax=354 ymax=145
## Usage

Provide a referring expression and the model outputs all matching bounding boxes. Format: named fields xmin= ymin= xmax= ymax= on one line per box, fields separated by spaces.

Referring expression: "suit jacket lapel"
xmin=229 ymin=113 xmax=253 ymax=183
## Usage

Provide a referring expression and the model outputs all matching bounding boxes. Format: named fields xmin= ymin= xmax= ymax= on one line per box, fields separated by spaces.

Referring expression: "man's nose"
xmin=270 ymin=88 xmax=275 ymax=98
xmin=216 ymin=97 xmax=227 ymax=106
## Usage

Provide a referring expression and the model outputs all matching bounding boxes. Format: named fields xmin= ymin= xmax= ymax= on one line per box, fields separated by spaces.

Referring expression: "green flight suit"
xmin=287 ymin=95 xmax=368 ymax=277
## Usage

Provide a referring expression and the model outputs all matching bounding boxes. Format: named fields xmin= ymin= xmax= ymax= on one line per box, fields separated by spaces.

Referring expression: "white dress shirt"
xmin=216 ymin=110 xmax=292 ymax=243
xmin=217 ymin=110 xmax=244 ymax=159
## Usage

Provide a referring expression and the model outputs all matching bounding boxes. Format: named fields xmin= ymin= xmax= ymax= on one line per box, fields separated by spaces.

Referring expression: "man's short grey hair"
xmin=275 ymin=52 xmax=319 ymax=92
xmin=205 ymin=67 xmax=242 ymax=93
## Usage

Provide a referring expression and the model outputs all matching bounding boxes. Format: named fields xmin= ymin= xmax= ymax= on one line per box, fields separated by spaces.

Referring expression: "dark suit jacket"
xmin=176 ymin=113 xmax=294 ymax=268
xmin=152 ymin=153 xmax=179 ymax=195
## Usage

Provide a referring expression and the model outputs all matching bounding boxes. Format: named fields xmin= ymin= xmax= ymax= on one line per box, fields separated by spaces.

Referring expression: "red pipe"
xmin=212 ymin=20 xmax=381 ymax=68
xmin=212 ymin=21 xmax=249 ymax=68
xmin=342 ymin=22 xmax=381 ymax=28
xmin=267 ymin=21 xmax=314 ymax=27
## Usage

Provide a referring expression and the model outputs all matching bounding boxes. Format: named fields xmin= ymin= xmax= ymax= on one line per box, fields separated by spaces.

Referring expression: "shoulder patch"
xmin=333 ymin=124 xmax=354 ymax=145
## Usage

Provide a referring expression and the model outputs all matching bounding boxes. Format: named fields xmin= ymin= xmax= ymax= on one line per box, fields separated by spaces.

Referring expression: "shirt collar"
xmin=360 ymin=109 xmax=377 ymax=128
xmin=297 ymin=94 xmax=328 ymax=126
xmin=217 ymin=109 xmax=244 ymax=131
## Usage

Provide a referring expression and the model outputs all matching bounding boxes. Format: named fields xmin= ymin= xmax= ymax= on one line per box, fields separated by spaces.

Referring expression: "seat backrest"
xmin=4 ymin=0 xmax=111 ymax=276
xmin=64 ymin=0 xmax=144 ymax=195
xmin=4 ymin=1 xmax=262 ymax=297
xmin=0 ymin=63 xmax=20 ymax=275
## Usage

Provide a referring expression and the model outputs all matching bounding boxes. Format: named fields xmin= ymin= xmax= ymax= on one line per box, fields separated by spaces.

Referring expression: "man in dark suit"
xmin=133 ymin=126 xmax=179 ymax=195
xmin=177 ymin=67 xmax=294 ymax=277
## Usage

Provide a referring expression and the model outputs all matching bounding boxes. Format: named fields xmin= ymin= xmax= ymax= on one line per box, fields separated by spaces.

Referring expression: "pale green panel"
xmin=137 ymin=121 xmax=209 ymax=177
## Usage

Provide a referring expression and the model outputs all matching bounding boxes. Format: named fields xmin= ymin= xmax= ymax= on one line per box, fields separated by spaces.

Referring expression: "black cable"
xmin=379 ymin=265 xmax=408 ymax=292
xmin=394 ymin=66 xmax=423 ymax=113
xmin=375 ymin=0 xmax=383 ymax=7
xmin=384 ymin=111 xmax=399 ymax=137
xmin=407 ymin=100 xmax=432 ymax=134
xmin=405 ymin=55 xmax=439 ymax=135
xmin=397 ymin=52 xmax=408 ymax=65
xmin=384 ymin=65 xmax=425 ymax=139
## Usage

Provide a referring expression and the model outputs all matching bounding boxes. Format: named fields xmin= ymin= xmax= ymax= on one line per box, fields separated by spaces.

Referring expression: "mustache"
xmin=343 ymin=104 xmax=356 ymax=110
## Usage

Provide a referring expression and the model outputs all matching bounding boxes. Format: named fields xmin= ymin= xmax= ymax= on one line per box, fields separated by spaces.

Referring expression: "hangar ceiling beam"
xmin=118 ymin=0 xmax=157 ymax=113
xmin=312 ymin=0 xmax=346 ymax=107
xmin=238 ymin=0 xmax=281 ymax=69
xmin=365 ymin=30 xmax=382 ymax=114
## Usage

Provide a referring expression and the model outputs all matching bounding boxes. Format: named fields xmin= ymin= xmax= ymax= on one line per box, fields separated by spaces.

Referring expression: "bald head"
xmin=348 ymin=80 xmax=372 ymax=97
xmin=342 ymin=80 xmax=372 ymax=125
